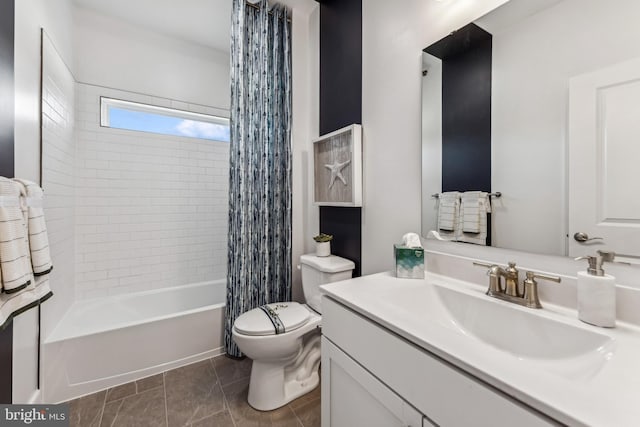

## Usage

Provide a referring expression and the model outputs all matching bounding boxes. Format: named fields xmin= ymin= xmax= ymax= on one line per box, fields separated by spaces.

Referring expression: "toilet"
xmin=232 ymin=254 xmax=355 ymax=411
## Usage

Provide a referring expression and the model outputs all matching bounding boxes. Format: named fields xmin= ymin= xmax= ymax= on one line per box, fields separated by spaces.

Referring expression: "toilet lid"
xmin=234 ymin=302 xmax=311 ymax=336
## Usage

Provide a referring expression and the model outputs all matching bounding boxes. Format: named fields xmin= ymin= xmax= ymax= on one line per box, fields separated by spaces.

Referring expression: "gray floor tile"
xmin=288 ymin=383 xmax=320 ymax=411
xmin=68 ymin=390 xmax=107 ymax=427
xmin=291 ymin=399 xmax=320 ymax=427
xmin=100 ymin=399 xmax=124 ymax=427
xmin=105 ymin=382 xmax=136 ymax=403
xmin=165 ymin=360 xmax=226 ymax=427
xmin=191 ymin=410 xmax=235 ymax=427
xmin=137 ymin=373 xmax=164 ymax=393
xmin=223 ymin=378 xmax=302 ymax=427
xmin=100 ymin=387 xmax=167 ymax=427
xmin=64 ymin=354 xmax=319 ymax=427
xmin=212 ymin=355 xmax=253 ymax=387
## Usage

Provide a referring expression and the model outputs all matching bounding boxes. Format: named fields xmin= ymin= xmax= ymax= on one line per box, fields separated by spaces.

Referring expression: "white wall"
xmin=15 ymin=0 xmax=74 ymax=183
xmin=14 ymin=0 xmax=75 ymax=405
xmin=489 ymin=0 xmax=640 ymax=255
xmin=74 ymin=84 xmax=229 ymax=299
xmin=291 ymin=5 xmax=320 ymax=302
xmin=360 ymin=0 xmax=509 ymax=275
xmin=73 ymin=6 xmax=230 ymax=109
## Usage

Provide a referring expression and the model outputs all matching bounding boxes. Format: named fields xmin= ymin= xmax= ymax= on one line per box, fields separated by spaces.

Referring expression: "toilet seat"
xmin=234 ymin=302 xmax=311 ymax=336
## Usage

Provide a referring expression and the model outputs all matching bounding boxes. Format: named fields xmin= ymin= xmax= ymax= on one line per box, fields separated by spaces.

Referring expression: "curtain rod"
xmin=245 ymin=1 xmax=291 ymax=22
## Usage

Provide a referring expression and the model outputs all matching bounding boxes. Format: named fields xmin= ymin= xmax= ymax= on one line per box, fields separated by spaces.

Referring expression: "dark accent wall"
xmin=0 ymin=0 xmax=15 ymax=404
xmin=425 ymin=23 xmax=492 ymax=193
xmin=318 ymin=0 xmax=362 ymax=277
xmin=319 ymin=207 xmax=361 ymax=276
xmin=319 ymin=0 xmax=362 ymax=136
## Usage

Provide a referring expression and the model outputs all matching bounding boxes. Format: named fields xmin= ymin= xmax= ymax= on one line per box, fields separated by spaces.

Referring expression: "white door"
xmin=569 ymin=57 xmax=640 ymax=260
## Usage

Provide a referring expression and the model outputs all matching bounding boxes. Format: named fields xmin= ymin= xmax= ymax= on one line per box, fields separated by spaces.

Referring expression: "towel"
xmin=13 ymin=179 xmax=53 ymax=276
xmin=437 ymin=192 xmax=461 ymax=240
xmin=0 ymin=178 xmax=34 ymax=293
xmin=458 ymin=191 xmax=491 ymax=246
xmin=0 ymin=275 xmax=52 ymax=329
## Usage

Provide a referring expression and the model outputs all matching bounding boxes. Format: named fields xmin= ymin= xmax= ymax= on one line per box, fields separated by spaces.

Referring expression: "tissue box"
xmin=394 ymin=244 xmax=425 ymax=279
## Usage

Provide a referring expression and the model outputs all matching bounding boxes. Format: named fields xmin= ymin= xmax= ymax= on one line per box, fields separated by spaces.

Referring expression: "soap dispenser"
xmin=574 ymin=250 xmax=616 ymax=328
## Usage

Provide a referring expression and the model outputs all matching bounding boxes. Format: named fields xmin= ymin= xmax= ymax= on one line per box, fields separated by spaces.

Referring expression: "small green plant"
xmin=313 ymin=233 xmax=333 ymax=243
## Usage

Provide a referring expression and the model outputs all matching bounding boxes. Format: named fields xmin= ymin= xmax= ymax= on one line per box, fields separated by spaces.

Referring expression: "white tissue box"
xmin=394 ymin=244 xmax=425 ymax=279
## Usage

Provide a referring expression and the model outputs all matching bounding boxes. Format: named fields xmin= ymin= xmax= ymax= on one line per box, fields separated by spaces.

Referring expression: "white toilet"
xmin=232 ymin=253 xmax=355 ymax=411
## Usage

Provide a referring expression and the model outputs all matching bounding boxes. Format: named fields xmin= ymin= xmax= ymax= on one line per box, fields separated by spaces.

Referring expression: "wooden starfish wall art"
xmin=313 ymin=124 xmax=362 ymax=207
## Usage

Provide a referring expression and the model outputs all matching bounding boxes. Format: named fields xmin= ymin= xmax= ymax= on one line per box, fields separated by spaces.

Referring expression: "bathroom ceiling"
xmin=73 ymin=0 xmax=316 ymax=53
xmin=73 ymin=0 xmax=232 ymax=52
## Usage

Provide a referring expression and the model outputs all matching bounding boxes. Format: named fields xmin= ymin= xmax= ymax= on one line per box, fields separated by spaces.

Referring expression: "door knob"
xmin=573 ymin=232 xmax=603 ymax=243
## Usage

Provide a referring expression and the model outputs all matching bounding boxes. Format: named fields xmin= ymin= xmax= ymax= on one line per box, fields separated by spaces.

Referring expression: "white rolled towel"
xmin=0 ymin=177 xmax=34 ymax=293
xmin=13 ymin=179 xmax=53 ymax=277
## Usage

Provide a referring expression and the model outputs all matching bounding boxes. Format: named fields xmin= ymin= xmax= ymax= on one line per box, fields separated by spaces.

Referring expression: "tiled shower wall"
xmin=74 ymin=84 xmax=229 ymax=299
xmin=41 ymin=35 xmax=76 ymax=337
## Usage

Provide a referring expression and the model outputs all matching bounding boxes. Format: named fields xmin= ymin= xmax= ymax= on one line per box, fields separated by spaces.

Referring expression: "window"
xmin=100 ymin=97 xmax=230 ymax=142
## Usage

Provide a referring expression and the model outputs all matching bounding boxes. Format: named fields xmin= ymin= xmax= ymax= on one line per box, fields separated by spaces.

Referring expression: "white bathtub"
xmin=43 ymin=280 xmax=226 ymax=403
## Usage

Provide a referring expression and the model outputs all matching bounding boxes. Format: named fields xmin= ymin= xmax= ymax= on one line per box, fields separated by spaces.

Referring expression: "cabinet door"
xmin=322 ymin=337 xmax=425 ymax=427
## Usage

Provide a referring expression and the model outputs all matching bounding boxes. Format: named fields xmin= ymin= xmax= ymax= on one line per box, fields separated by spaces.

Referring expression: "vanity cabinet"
xmin=321 ymin=296 xmax=559 ymax=427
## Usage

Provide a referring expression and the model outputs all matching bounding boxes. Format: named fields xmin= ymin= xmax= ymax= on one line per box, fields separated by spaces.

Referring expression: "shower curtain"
xmin=225 ymin=0 xmax=292 ymax=358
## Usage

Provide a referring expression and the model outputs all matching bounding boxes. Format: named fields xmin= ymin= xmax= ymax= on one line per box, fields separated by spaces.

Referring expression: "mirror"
xmin=421 ymin=0 xmax=640 ymax=256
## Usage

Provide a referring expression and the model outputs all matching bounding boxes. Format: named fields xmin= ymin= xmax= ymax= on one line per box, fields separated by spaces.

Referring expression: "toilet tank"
xmin=300 ymin=254 xmax=355 ymax=314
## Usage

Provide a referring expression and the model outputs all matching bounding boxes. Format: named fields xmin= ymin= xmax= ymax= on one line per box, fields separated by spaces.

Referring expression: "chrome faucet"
xmin=473 ymin=261 xmax=561 ymax=309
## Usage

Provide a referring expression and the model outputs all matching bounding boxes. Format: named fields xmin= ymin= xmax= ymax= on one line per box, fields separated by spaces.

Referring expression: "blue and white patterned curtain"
xmin=225 ymin=0 xmax=292 ymax=357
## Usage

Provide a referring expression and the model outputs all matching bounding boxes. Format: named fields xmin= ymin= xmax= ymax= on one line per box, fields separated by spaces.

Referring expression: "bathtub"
xmin=43 ymin=280 xmax=226 ymax=403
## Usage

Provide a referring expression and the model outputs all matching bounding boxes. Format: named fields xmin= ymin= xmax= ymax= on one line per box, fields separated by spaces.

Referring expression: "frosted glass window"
xmin=100 ymin=97 xmax=230 ymax=142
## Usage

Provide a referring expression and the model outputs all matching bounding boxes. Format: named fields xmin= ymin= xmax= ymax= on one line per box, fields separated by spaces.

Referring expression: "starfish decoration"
xmin=325 ymin=159 xmax=351 ymax=190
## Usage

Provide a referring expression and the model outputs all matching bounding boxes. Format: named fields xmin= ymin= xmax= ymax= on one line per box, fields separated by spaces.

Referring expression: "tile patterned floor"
xmin=67 ymin=355 xmax=320 ymax=427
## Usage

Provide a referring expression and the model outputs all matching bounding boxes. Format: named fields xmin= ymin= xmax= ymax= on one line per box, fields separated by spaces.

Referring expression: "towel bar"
xmin=431 ymin=192 xmax=501 ymax=199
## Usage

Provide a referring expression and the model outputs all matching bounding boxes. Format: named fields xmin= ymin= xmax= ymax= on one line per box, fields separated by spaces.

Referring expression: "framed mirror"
xmin=422 ymin=0 xmax=640 ymax=258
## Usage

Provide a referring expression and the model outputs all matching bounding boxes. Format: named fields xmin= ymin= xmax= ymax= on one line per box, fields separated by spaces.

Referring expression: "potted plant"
xmin=313 ymin=233 xmax=333 ymax=257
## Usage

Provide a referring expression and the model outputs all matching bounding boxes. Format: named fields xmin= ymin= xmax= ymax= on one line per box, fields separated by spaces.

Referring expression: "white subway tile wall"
xmin=41 ymin=41 xmax=77 ymax=336
xmin=74 ymin=84 xmax=229 ymax=299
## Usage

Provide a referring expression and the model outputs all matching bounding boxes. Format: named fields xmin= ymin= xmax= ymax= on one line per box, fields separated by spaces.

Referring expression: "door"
xmin=569 ymin=57 xmax=640 ymax=261
xmin=321 ymin=338 xmax=428 ymax=427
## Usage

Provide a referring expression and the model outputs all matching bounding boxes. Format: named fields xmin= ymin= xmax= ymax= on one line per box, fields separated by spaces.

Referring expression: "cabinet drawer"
xmin=322 ymin=296 xmax=558 ymax=427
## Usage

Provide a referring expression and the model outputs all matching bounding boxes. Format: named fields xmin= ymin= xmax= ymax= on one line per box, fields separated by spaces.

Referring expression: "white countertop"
xmin=320 ymin=271 xmax=640 ymax=427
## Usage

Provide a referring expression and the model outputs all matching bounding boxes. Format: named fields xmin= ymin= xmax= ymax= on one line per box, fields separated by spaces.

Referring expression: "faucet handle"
xmin=522 ymin=271 xmax=561 ymax=309
xmin=473 ymin=261 xmax=494 ymax=269
xmin=472 ymin=262 xmax=504 ymax=294
xmin=527 ymin=271 xmax=561 ymax=284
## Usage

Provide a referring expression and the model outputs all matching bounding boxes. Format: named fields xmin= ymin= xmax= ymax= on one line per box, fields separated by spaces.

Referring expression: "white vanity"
xmin=320 ymin=245 xmax=640 ymax=426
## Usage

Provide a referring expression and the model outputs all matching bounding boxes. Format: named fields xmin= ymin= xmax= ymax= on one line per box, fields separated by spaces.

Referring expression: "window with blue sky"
xmin=100 ymin=97 xmax=230 ymax=142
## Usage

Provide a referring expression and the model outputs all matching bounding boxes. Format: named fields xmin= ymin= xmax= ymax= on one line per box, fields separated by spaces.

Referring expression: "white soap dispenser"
xmin=574 ymin=250 xmax=616 ymax=328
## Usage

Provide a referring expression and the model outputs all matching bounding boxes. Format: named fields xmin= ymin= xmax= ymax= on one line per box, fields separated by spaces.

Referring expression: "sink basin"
xmin=433 ymin=283 xmax=614 ymax=361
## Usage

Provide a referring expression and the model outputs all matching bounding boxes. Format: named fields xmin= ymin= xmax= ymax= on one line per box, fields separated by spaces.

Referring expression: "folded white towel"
xmin=13 ymin=179 xmax=53 ymax=276
xmin=458 ymin=191 xmax=491 ymax=246
xmin=437 ymin=192 xmax=461 ymax=240
xmin=0 ymin=178 xmax=34 ymax=293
